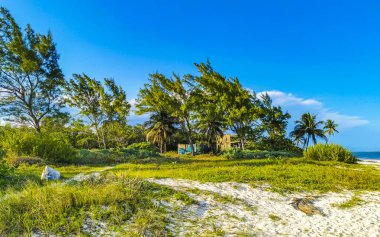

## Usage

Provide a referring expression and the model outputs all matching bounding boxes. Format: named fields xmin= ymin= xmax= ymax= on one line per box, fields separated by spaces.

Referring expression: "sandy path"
xmin=149 ymin=178 xmax=380 ymax=237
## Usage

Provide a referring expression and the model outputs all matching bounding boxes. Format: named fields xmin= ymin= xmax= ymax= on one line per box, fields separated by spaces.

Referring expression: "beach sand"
xmin=358 ymin=159 xmax=380 ymax=167
xmin=150 ymin=178 xmax=380 ymax=237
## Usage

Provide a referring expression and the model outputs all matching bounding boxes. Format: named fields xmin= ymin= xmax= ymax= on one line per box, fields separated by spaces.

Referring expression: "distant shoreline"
xmin=352 ymin=152 xmax=380 ymax=161
xmin=358 ymin=159 xmax=380 ymax=166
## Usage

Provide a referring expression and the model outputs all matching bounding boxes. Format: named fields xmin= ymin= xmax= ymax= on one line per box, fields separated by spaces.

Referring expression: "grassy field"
xmin=3 ymin=153 xmax=380 ymax=194
xmin=1 ymin=154 xmax=380 ymax=235
xmin=112 ymin=153 xmax=380 ymax=192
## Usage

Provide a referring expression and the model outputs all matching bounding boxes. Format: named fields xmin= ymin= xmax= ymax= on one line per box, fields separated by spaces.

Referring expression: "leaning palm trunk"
xmin=184 ymin=119 xmax=195 ymax=156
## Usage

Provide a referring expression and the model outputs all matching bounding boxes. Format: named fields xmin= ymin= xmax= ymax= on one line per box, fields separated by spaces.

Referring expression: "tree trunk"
xmin=34 ymin=123 xmax=41 ymax=133
xmin=95 ymin=127 xmax=101 ymax=148
xmin=305 ymin=136 xmax=310 ymax=150
xmin=159 ymin=141 xmax=162 ymax=153
xmin=100 ymin=127 xmax=107 ymax=149
xmin=184 ymin=118 xmax=195 ymax=156
xmin=240 ymin=137 xmax=246 ymax=150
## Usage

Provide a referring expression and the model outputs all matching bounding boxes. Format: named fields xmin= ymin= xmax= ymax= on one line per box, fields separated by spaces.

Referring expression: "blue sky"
xmin=3 ymin=0 xmax=380 ymax=151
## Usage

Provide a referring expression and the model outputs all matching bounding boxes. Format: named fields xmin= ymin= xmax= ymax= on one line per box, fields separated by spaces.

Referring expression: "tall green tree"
xmin=290 ymin=113 xmax=327 ymax=149
xmin=324 ymin=119 xmax=338 ymax=143
xmin=136 ymin=73 xmax=197 ymax=155
xmin=0 ymin=7 xmax=65 ymax=132
xmin=225 ymin=79 xmax=259 ymax=150
xmin=145 ymin=111 xmax=177 ymax=153
xmin=258 ymin=93 xmax=291 ymax=139
xmin=189 ymin=62 xmax=227 ymax=152
xmin=66 ymin=74 xmax=130 ymax=149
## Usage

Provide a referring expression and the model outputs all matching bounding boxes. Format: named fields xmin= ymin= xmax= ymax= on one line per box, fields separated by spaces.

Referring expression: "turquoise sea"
xmin=353 ymin=152 xmax=380 ymax=160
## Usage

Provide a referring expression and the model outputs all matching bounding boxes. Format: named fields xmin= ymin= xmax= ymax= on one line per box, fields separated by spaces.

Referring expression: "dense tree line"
xmin=0 ymin=7 xmax=338 ymax=155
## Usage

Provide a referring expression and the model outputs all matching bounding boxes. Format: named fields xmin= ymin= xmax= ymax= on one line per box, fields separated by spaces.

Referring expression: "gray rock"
xmin=40 ymin=166 xmax=61 ymax=180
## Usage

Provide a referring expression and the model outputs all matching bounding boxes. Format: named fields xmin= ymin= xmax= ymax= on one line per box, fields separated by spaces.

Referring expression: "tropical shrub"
xmin=6 ymin=156 xmax=44 ymax=167
xmin=0 ymin=128 xmax=77 ymax=164
xmin=221 ymin=149 xmax=301 ymax=160
xmin=0 ymin=175 xmax=167 ymax=236
xmin=126 ymin=142 xmax=158 ymax=152
xmin=303 ymin=143 xmax=357 ymax=163
xmin=246 ymin=137 xmax=302 ymax=153
xmin=0 ymin=159 xmax=13 ymax=178
xmin=32 ymin=134 xmax=77 ymax=164
xmin=75 ymin=148 xmax=159 ymax=165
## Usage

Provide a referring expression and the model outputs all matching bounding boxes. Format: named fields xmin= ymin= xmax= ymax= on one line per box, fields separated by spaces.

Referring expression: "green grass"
xmin=0 ymin=173 xmax=203 ymax=236
xmin=3 ymin=155 xmax=380 ymax=194
xmin=1 ymin=154 xmax=379 ymax=235
xmin=268 ymin=214 xmax=281 ymax=221
xmin=111 ymin=155 xmax=380 ymax=192
xmin=332 ymin=194 xmax=364 ymax=209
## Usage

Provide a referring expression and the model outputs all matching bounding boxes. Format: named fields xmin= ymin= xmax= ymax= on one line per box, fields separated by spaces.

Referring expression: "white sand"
xmin=358 ymin=159 xmax=380 ymax=167
xmin=149 ymin=178 xmax=380 ymax=237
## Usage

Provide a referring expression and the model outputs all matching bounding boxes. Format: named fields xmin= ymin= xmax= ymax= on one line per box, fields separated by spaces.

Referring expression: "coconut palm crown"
xmin=290 ymin=113 xmax=327 ymax=149
xmin=324 ymin=119 xmax=339 ymax=142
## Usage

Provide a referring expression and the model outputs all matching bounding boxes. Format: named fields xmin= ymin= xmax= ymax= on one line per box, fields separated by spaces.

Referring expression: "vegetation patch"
xmin=114 ymin=156 xmax=380 ymax=192
xmin=304 ymin=143 xmax=357 ymax=164
xmin=0 ymin=174 xmax=175 ymax=236
xmin=269 ymin=214 xmax=281 ymax=221
xmin=332 ymin=194 xmax=364 ymax=209
xmin=221 ymin=149 xmax=301 ymax=160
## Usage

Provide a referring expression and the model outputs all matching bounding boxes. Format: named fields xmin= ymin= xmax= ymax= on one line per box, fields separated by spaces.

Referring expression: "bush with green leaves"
xmin=75 ymin=148 xmax=159 ymax=165
xmin=0 ymin=175 xmax=167 ymax=236
xmin=0 ymin=128 xmax=77 ymax=164
xmin=303 ymin=143 xmax=357 ymax=163
xmin=0 ymin=159 xmax=13 ymax=179
xmin=221 ymin=149 xmax=300 ymax=160
xmin=126 ymin=142 xmax=158 ymax=152
xmin=5 ymin=156 xmax=44 ymax=167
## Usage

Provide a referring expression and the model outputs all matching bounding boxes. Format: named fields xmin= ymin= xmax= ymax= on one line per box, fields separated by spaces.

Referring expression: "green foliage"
xmin=269 ymin=214 xmax=281 ymax=222
xmin=0 ymin=127 xmax=77 ymax=164
xmin=324 ymin=119 xmax=339 ymax=142
xmin=0 ymin=7 xmax=65 ymax=132
xmin=126 ymin=142 xmax=157 ymax=152
xmin=115 ymin=156 xmax=380 ymax=192
xmin=221 ymin=149 xmax=301 ymax=160
xmin=258 ymin=93 xmax=291 ymax=139
xmin=5 ymin=156 xmax=43 ymax=167
xmin=0 ymin=175 xmax=167 ymax=236
xmin=75 ymin=148 xmax=159 ymax=165
xmin=291 ymin=113 xmax=327 ymax=149
xmin=31 ymin=134 xmax=77 ymax=164
xmin=332 ymin=194 xmax=363 ymax=209
xmin=303 ymin=143 xmax=357 ymax=163
xmin=66 ymin=74 xmax=130 ymax=149
xmin=247 ymin=137 xmax=302 ymax=153
xmin=0 ymin=159 xmax=13 ymax=179
xmin=144 ymin=111 xmax=177 ymax=153
xmin=137 ymin=72 xmax=197 ymax=155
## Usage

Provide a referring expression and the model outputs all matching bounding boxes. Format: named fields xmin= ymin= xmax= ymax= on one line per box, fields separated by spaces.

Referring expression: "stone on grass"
xmin=40 ymin=166 xmax=61 ymax=180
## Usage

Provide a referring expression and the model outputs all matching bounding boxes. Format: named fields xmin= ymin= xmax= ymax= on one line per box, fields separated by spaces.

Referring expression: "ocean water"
xmin=352 ymin=152 xmax=380 ymax=160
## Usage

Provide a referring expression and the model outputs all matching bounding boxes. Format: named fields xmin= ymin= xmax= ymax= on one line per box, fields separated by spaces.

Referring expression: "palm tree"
xmin=290 ymin=113 xmax=327 ymax=149
xmin=197 ymin=119 xmax=224 ymax=153
xmin=324 ymin=119 xmax=338 ymax=143
xmin=145 ymin=111 xmax=177 ymax=153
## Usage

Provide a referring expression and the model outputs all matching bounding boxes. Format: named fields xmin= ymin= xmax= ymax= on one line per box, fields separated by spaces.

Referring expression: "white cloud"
xmin=258 ymin=90 xmax=369 ymax=129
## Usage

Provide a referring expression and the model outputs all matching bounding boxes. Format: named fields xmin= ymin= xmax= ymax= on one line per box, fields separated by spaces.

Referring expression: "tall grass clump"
xmin=75 ymin=148 xmax=159 ymax=165
xmin=0 ymin=174 xmax=167 ymax=236
xmin=221 ymin=149 xmax=300 ymax=160
xmin=0 ymin=160 xmax=13 ymax=179
xmin=304 ymin=143 xmax=357 ymax=163
xmin=1 ymin=128 xmax=77 ymax=164
xmin=126 ymin=142 xmax=158 ymax=152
